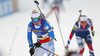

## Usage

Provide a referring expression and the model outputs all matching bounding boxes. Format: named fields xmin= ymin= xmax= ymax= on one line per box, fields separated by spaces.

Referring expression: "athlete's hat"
xmin=31 ymin=10 xmax=40 ymax=18
xmin=80 ymin=15 xmax=87 ymax=21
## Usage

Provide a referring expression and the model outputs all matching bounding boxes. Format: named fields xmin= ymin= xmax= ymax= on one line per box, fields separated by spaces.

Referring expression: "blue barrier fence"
xmin=0 ymin=0 xmax=15 ymax=17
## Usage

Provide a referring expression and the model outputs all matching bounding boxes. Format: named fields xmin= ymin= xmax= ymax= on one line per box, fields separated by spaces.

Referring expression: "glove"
xmin=65 ymin=47 xmax=68 ymax=52
xmin=34 ymin=1 xmax=39 ymax=5
xmin=34 ymin=42 xmax=41 ymax=47
xmin=65 ymin=46 xmax=68 ymax=56
xmin=65 ymin=45 xmax=68 ymax=53
xmin=92 ymin=31 xmax=95 ymax=36
xmin=29 ymin=48 xmax=35 ymax=56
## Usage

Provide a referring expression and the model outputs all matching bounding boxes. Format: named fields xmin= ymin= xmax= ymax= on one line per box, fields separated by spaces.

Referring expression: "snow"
xmin=0 ymin=0 xmax=100 ymax=56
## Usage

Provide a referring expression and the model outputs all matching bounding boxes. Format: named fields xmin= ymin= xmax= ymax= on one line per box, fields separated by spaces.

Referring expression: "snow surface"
xmin=0 ymin=0 xmax=100 ymax=56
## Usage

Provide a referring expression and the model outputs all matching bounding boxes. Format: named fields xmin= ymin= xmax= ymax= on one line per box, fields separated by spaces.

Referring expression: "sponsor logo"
xmin=73 ymin=27 xmax=77 ymax=31
xmin=32 ymin=29 xmax=43 ymax=32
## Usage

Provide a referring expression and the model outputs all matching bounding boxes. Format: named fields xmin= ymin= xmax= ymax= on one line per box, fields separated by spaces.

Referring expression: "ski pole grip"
xmin=34 ymin=0 xmax=39 ymax=5
xmin=79 ymin=10 xmax=82 ymax=15
xmin=79 ymin=10 xmax=82 ymax=13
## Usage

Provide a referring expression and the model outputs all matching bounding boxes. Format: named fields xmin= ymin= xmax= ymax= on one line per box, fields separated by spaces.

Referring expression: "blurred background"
xmin=0 ymin=0 xmax=100 ymax=56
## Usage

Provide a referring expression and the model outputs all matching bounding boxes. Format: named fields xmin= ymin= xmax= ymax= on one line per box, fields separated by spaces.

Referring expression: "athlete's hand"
xmin=65 ymin=46 xmax=68 ymax=53
xmin=92 ymin=31 xmax=95 ymax=36
xmin=65 ymin=46 xmax=68 ymax=56
xmin=34 ymin=42 xmax=41 ymax=47
xmin=29 ymin=48 xmax=35 ymax=56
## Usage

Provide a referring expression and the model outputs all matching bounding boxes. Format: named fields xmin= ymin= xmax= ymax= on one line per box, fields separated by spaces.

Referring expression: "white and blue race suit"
xmin=27 ymin=20 xmax=55 ymax=56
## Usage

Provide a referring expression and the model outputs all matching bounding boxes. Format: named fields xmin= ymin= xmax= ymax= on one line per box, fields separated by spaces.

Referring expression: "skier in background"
xmin=42 ymin=0 xmax=49 ymax=8
xmin=65 ymin=15 xmax=95 ymax=56
xmin=59 ymin=0 xmax=64 ymax=7
xmin=27 ymin=10 xmax=55 ymax=56
xmin=43 ymin=0 xmax=48 ymax=4
xmin=46 ymin=0 xmax=60 ymax=23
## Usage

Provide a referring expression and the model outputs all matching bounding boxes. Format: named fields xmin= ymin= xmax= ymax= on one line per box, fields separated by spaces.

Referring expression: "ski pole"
xmin=52 ymin=4 xmax=65 ymax=48
xmin=40 ymin=46 xmax=59 ymax=56
xmin=34 ymin=0 xmax=45 ymax=20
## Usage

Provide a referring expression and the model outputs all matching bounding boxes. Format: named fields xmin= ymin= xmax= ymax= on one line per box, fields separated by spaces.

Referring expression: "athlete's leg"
xmin=34 ymin=47 xmax=45 ymax=56
xmin=76 ymin=36 xmax=84 ymax=56
xmin=47 ymin=40 xmax=55 ymax=56
xmin=85 ymin=34 xmax=94 ymax=56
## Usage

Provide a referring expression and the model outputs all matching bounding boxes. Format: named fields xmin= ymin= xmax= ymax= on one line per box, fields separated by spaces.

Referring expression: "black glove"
xmin=34 ymin=42 xmax=41 ymax=47
xmin=34 ymin=0 xmax=39 ymax=5
xmin=29 ymin=48 xmax=35 ymax=56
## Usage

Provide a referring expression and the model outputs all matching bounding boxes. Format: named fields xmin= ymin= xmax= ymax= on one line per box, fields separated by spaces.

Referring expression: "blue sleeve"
xmin=44 ymin=20 xmax=55 ymax=39
xmin=27 ymin=21 xmax=33 ymax=48
xmin=48 ymin=31 xmax=54 ymax=39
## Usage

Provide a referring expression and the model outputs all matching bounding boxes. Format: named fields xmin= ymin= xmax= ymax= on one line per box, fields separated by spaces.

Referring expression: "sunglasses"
xmin=80 ymin=21 xmax=87 ymax=23
xmin=31 ymin=16 xmax=41 ymax=22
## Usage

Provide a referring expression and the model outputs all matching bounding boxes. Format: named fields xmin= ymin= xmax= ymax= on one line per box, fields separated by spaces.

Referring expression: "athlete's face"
xmin=33 ymin=19 xmax=41 ymax=26
xmin=31 ymin=16 xmax=41 ymax=26
xmin=80 ymin=21 xmax=87 ymax=26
